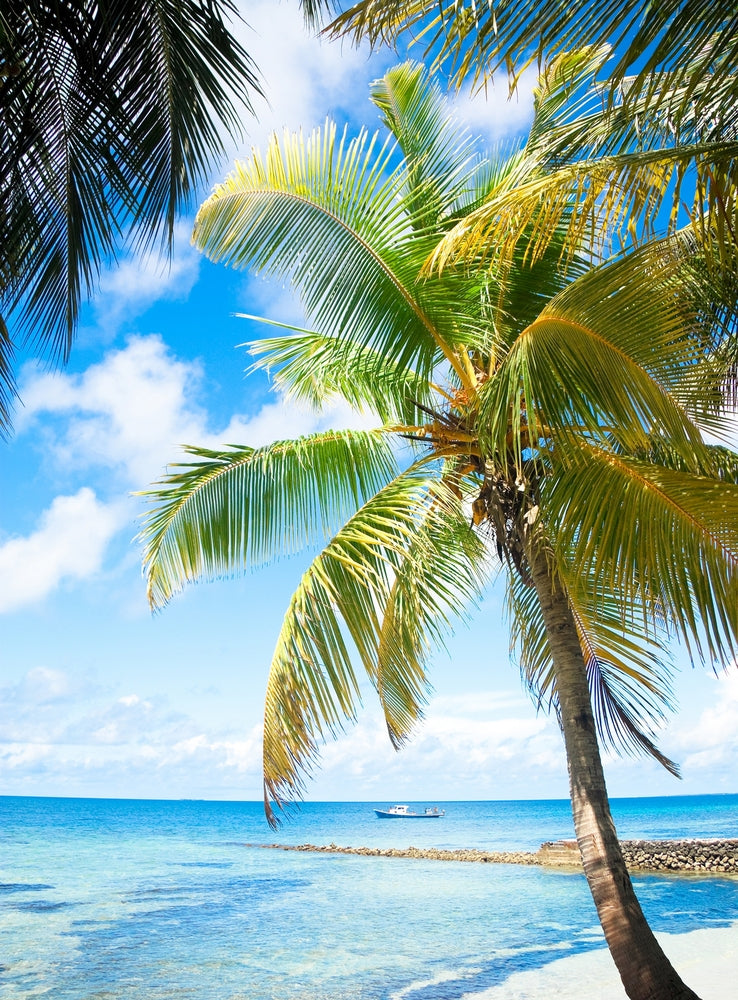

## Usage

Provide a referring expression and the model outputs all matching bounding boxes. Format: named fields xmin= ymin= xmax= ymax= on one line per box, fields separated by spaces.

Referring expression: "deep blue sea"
xmin=1 ymin=795 xmax=736 ymax=999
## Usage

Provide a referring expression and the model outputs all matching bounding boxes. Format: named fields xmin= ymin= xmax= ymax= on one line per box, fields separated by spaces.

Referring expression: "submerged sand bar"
xmin=250 ymin=838 xmax=738 ymax=874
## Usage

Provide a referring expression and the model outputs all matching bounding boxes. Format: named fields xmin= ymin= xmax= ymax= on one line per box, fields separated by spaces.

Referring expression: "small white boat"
xmin=374 ymin=804 xmax=445 ymax=819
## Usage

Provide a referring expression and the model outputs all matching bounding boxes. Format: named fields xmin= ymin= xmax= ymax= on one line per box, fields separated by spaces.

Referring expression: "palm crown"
xmin=139 ymin=60 xmax=738 ymax=823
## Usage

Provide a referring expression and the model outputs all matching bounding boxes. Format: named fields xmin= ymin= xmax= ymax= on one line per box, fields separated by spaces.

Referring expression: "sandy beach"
xmin=470 ymin=925 xmax=736 ymax=999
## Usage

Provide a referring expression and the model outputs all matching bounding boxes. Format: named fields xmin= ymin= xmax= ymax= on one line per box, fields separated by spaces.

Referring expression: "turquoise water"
xmin=1 ymin=795 xmax=736 ymax=999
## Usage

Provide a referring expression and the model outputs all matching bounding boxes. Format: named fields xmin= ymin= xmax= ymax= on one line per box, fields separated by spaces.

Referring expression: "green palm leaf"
xmin=370 ymin=62 xmax=483 ymax=229
xmin=428 ymin=141 xmax=738 ymax=274
xmin=480 ymin=231 xmax=722 ymax=469
xmin=330 ymin=2 xmax=738 ymax=129
xmin=547 ymin=445 xmax=738 ymax=663
xmin=244 ymin=323 xmax=433 ymax=424
xmin=263 ymin=467 xmax=478 ymax=823
xmin=139 ymin=430 xmax=398 ymax=608
xmin=375 ymin=480 xmax=489 ymax=747
xmin=508 ymin=562 xmax=679 ymax=773
xmin=193 ymin=117 xmax=490 ymax=389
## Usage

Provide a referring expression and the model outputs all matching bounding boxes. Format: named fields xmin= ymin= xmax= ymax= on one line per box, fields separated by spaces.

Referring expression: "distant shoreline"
xmin=249 ymin=837 xmax=738 ymax=874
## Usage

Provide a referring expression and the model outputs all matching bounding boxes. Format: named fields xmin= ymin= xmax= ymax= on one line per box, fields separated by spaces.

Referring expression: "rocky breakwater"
xmin=538 ymin=838 xmax=738 ymax=874
xmin=253 ymin=838 xmax=738 ymax=874
xmin=255 ymin=843 xmax=539 ymax=865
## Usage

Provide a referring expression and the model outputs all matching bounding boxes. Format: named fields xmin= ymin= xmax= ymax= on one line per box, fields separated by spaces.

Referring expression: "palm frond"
xmin=244 ymin=323 xmax=433 ymax=424
xmin=570 ymin=585 xmax=679 ymax=776
xmin=263 ymin=466 xmax=476 ymax=824
xmin=138 ymin=430 xmax=398 ymax=608
xmin=193 ymin=121 xmax=478 ymax=387
xmin=525 ymin=45 xmax=613 ymax=154
xmin=508 ymin=559 xmax=679 ymax=773
xmin=331 ymin=2 xmax=738 ymax=129
xmin=369 ymin=61 xmax=483 ymax=228
xmin=300 ymin=0 xmax=338 ymax=29
xmin=427 ymin=141 xmax=738 ymax=273
xmin=547 ymin=444 xmax=738 ymax=664
xmin=0 ymin=0 xmax=262 ymax=431
xmin=375 ymin=481 xmax=489 ymax=747
xmin=480 ymin=231 xmax=722 ymax=470
xmin=0 ymin=316 xmax=15 ymax=434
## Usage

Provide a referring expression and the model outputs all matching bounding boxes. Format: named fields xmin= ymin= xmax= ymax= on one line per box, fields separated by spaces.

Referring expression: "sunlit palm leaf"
xmin=242 ymin=322 xmax=434 ymax=424
xmin=330 ymin=2 xmax=738 ymax=128
xmin=547 ymin=445 xmax=738 ymax=663
xmin=508 ymin=561 xmax=679 ymax=773
xmin=375 ymin=480 xmax=490 ymax=747
xmin=263 ymin=467 xmax=467 ymax=823
xmin=428 ymin=141 xmax=738 ymax=273
xmin=139 ymin=430 xmax=398 ymax=608
xmin=193 ymin=121 xmax=482 ymax=386
xmin=480 ymin=231 xmax=722 ymax=469
xmin=370 ymin=62 xmax=482 ymax=229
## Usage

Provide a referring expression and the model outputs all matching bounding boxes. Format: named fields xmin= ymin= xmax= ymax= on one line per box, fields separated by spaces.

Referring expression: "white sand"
xmin=467 ymin=925 xmax=737 ymax=999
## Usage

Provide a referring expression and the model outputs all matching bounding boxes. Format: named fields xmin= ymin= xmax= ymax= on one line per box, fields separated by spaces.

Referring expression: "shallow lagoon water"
xmin=1 ymin=795 xmax=736 ymax=999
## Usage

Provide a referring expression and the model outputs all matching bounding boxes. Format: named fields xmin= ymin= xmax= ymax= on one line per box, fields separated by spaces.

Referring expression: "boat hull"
xmin=374 ymin=809 xmax=443 ymax=819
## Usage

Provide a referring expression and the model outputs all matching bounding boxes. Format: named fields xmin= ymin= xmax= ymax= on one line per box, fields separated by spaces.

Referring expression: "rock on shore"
xmin=251 ymin=838 xmax=738 ymax=874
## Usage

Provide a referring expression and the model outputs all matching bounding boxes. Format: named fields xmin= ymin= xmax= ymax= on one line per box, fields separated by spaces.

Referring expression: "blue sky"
xmin=1 ymin=1 xmax=737 ymax=807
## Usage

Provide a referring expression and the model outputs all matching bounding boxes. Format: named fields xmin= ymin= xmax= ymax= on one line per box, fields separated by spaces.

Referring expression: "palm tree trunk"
xmin=528 ymin=549 xmax=701 ymax=1000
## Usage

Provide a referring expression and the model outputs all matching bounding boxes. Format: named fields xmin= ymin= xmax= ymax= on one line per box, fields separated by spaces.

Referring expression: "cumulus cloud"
xmin=215 ymin=2 xmax=535 ymax=190
xmin=9 ymin=333 xmax=379 ymax=613
xmin=452 ymin=66 xmax=538 ymax=142
xmin=311 ymin=689 xmax=565 ymax=800
xmin=0 ymin=666 xmax=265 ymax=796
xmin=19 ymin=334 xmax=379 ymax=489
xmin=18 ymin=335 xmax=208 ymax=484
xmin=228 ymin=1 xmax=382 ymax=152
xmin=678 ymin=671 xmax=738 ymax=774
xmin=93 ymin=222 xmax=201 ymax=330
xmin=0 ymin=489 xmax=124 ymax=613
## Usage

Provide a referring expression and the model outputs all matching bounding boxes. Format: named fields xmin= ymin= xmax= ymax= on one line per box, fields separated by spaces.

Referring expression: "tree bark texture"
xmin=528 ymin=548 xmax=701 ymax=1000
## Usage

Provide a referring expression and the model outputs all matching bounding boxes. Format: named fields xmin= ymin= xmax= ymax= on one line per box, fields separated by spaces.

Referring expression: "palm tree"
xmin=0 ymin=0 xmax=325 ymax=432
xmin=139 ymin=63 xmax=738 ymax=1000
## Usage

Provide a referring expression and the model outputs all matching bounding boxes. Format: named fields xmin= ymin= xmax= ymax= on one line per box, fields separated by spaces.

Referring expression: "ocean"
xmin=1 ymin=795 xmax=736 ymax=999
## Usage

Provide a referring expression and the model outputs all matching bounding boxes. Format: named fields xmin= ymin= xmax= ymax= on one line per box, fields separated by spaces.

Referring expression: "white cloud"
xmin=0 ymin=667 xmax=82 ymax=719
xmin=93 ymin=222 xmax=201 ymax=330
xmin=18 ymin=335 xmax=208 ymax=484
xmin=228 ymin=2 xmax=383 ymax=154
xmin=0 ymin=489 xmax=123 ymax=613
xmin=0 ymin=671 xmax=566 ymax=801
xmin=0 ymin=666 xmax=265 ymax=796
xmin=19 ymin=334 xmax=378 ymax=489
xmin=311 ymin=692 xmax=565 ymax=800
xmin=452 ymin=66 xmax=538 ymax=142
xmin=9 ymin=335 xmax=379 ymax=612
xmin=231 ymin=3 xmax=535 ymax=156
xmin=678 ymin=671 xmax=738 ymax=771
